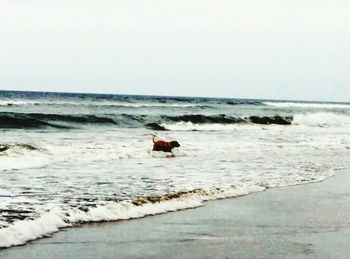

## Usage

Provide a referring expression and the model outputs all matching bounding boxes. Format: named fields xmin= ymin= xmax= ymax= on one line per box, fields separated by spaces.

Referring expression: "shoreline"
xmin=0 ymin=176 xmax=329 ymax=250
xmin=1 ymin=169 xmax=350 ymax=258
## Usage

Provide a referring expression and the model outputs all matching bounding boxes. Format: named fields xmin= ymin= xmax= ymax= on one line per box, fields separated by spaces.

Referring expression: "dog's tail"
xmin=152 ymin=134 xmax=157 ymax=143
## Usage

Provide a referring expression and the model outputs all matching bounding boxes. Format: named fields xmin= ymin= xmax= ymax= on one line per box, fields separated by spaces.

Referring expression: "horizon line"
xmin=0 ymin=89 xmax=348 ymax=104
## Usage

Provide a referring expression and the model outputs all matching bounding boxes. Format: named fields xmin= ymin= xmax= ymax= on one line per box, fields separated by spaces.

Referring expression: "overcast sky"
xmin=0 ymin=0 xmax=349 ymax=101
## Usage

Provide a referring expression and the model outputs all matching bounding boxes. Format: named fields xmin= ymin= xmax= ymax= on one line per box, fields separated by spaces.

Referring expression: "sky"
xmin=0 ymin=0 xmax=349 ymax=102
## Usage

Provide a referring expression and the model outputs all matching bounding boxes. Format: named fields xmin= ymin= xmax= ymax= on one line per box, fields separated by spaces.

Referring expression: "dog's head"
xmin=170 ymin=141 xmax=180 ymax=148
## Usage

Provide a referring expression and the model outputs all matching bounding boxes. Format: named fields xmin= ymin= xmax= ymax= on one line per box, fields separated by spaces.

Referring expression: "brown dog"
xmin=152 ymin=135 xmax=180 ymax=153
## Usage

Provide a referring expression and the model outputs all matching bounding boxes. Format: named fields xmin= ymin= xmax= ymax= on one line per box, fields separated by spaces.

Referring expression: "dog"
xmin=152 ymin=135 xmax=180 ymax=153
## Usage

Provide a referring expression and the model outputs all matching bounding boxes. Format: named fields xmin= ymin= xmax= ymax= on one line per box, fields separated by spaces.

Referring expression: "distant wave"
xmin=148 ymin=113 xmax=350 ymax=131
xmin=0 ymin=114 xmax=68 ymax=129
xmin=0 ymin=113 xmax=117 ymax=129
xmin=0 ymin=99 xmax=211 ymax=109
xmin=1 ymin=112 xmax=349 ymax=130
xmin=146 ymin=115 xmax=293 ymax=131
xmin=226 ymin=100 xmax=262 ymax=106
xmin=263 ymin=101 xmax=350 ymax=109
xmin=164 ymin=114 xmax=292 ymax=125
xmin=96 ymin=102 xmax=210 ymax=108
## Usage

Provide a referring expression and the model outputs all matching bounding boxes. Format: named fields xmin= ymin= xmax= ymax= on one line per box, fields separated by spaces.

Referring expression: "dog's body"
xmin=152 ymin=135 xmax=180 ymax=153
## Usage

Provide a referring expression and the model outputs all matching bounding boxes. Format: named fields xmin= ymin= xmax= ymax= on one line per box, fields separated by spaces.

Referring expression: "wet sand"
xmin=2 ymin=170 xmax=350 ymax=259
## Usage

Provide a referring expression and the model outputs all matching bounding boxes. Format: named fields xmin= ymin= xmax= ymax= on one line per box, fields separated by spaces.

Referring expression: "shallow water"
xmin=0 ymin=91 xmax=349 ymax=247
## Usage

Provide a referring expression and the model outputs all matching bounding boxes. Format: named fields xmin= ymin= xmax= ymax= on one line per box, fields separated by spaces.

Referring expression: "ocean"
xmin=0 ymin=90 xmax=349 ymax=248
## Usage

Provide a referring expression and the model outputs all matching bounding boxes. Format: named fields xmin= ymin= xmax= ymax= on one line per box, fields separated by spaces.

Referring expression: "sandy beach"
xmin=1 ymin=169 xmax=349 ymax=259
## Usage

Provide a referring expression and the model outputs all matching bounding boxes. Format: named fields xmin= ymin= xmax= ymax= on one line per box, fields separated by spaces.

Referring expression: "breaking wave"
xmin=0 ymin=184 xmax=267 ymax=248
xmin=147 ymin=115 xmax=293 ymax=131
xmin=163 ymin=115 xmax=293 ymax=125
xmin=0 ymin=143 xmax=52 ymax=171
xmin=0 ymin=113 xmax=117 ymax=129
xmin=1 ymin=112 xmax=349 ymax=130
xmin=147 ymin=113 xmax=350 ymax=131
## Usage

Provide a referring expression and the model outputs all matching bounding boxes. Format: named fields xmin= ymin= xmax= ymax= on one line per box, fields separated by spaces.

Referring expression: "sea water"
xmin=0 ymin=90 xmax=349 ymax=247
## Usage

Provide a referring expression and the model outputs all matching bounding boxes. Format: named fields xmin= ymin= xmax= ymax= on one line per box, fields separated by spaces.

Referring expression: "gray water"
xmin=0 ymin=91 xmax=349 ymax=247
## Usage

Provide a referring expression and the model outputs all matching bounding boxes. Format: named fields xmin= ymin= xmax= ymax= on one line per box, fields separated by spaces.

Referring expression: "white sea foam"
xmin=0 ymin=145 xmax=53 ymax=171
xmin=0 ymin=210 xmax=68 ymax=248
xmin=0 ymin=138 xmax=186 ymax=171
xmin=0 ymin=196 xmax=205 ymax=248
xmin=263 ymin=101 xmax=350 ymax=109
xmin=0 ymin=182 xmax=272 ymax=248
xmin=293 ymin=113 xmax=350 ymax=127
xmin=0 ymin=100 xmax=39 ymax=106
xmin=161 ymin=122 xmax=240 ymax=131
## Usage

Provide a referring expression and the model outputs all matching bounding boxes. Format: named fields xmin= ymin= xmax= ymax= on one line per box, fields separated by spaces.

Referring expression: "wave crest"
xmin=1 ymin=112 xmax=349 ymax=130
xmin=164 ymin=115 xmax=292 ymax=125
xmin=0 ymin=183 xmax=266 ymax=248
xmin=0 ymin=113 xmax=117 ymax=129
